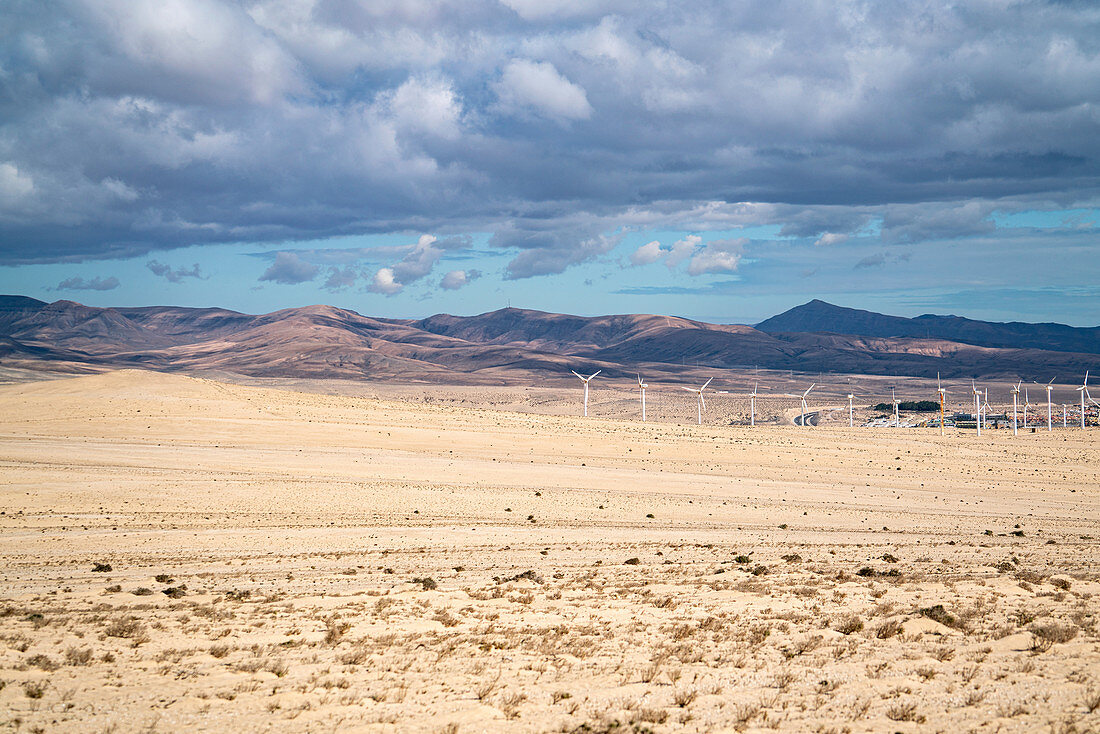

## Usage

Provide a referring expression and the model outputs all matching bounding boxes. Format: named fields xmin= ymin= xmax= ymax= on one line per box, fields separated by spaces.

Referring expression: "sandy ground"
xmin=0 ymin=369 xmax=1098 ymax=733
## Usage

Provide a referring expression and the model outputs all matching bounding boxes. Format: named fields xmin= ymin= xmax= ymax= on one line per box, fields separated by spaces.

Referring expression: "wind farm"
xmin=0 ymin=297 xmax=1097 ymax=733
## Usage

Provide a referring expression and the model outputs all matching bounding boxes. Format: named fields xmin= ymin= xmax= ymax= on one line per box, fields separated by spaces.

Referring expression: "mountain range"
xmin=1 ymin=295 xmax=1096 ymax=383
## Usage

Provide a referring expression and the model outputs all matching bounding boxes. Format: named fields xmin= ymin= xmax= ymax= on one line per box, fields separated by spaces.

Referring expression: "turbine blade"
xmin=702 ymin=377 xmax=713 ymax=390
xmin=590 ymin=370 xmax=601 ymax=379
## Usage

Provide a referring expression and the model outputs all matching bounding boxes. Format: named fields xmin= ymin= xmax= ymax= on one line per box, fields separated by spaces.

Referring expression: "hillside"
xmin=757 ymin=299 xmax=1100 ymax=354
xmin=0 ymin=295 xmax=1096 ymax=382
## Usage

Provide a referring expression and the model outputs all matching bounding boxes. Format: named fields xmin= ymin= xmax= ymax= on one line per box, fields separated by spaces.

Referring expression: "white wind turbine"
xmin=847 ymin=391 xmax=855 ymax=428
xmin=799 ymin=383 xmax=816 ymax=427
xmin=636 ymin=373 xmax=648 ymax=422
xmin=982 ymin=388 xmax=992 ymax=430
xmin=1078 ymin=371 xmax=1099 ymax=429
xmin=1038 ymin=377 xmax=1055 ymax=431
xmin=750 ymin=382 xmax=761 ymax=427
xmin=682 ymin=377 xmax=713 ymax=425
xmin=936 ymin=373 xmax=947 ymax=436
xmin=571 ymin=369 xmax=601 ymax=417
xmin=1023 ymin=385 xmax=1032 ymax=429
xmin=890 ymin=387 xmax=900 ymax=428
xmin=971 ymin=380 xmax=982 ymax=436
xmin=1010 ymin=381 xmax=1021 ymax=436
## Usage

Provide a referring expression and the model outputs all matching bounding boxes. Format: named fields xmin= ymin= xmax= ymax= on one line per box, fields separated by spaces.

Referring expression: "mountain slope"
xmin=0 ymin=296 xmax=1096 ymax=382
xmin=757 ymin=299 xmax=1100 ymax=354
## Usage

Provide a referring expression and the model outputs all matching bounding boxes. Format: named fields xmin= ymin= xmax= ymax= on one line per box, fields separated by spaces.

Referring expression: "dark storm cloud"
xmin=1 ymin=0 xmax=1099 ymax=276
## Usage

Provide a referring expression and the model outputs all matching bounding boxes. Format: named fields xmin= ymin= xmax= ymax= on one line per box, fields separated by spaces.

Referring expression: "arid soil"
xmin=0 ymin=370 xmax=1097 ymax=733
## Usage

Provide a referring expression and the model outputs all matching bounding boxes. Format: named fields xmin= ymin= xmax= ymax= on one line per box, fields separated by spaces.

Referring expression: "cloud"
xmin=56 ymin=275 xmax=120 ymax=291
xmin=323 ymin=266 xmax=359 ymax=291
xmin=854 ymin=251 xmax=911 ymax=270
xmin=147 ymin=259 xmax=203 ymax=282
xmin=439 ymin=269 xmax=481 ymax=290
xmin=493 ymin=59 xmax=593 ymax=122
xmin=0 ymin=0 xmax=1098 ymax=298
xmin=686 ymin=238 xmax=745 ymax=276
xmin=258 ymin=252 xmax=319 ymax=284
xmin=628 ymin=240 xmax=663 ymax=266
xmin=814 ymin=232 xmax=848 ymax=247
xmin=665 ymin=235 xmax=701 ymax=269
xmin=368 ymin=267 xmax=401 ymax=295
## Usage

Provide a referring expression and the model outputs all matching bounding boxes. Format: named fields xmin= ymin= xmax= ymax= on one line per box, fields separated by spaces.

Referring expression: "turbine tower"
xmin=750 ymin=382 xmax=760 ymax=427
xmin=1010 ymin=381 xmax=1021 ymax=436
xmin=1078 ymin=371 xmax=1098 ymax=429
xmin=636 ymin=373 xmax=648 ymax=422
xmin=890 ymin=387 xmax=900 ymax=428
xmin=682 ymin=377 xmax=713 ymax=425
xmin=799 ymin=383 xmax=816 ymax=427
xmin=847 ymin=392 xmax=855 ymax=428
xmin=1040 ymin=378 xmax=1055 ymax=431
xmin=982 ymin=388 xmax=991 ymax=430
xmin=937 ymin=373 xmax=947 ymax=436
xmin=1023 ymin=386 xmax=1032 ymax=429
xmin=972 ymin=381 xmax=982 ymax=437
xmin=571 ymin=370 xmax=601 ymax=417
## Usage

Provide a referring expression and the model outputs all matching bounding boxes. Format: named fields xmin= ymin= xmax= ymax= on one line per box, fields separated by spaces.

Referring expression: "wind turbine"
xmin=636 ymin=373 xmax=648 ymax=422
xmin=1078 ymin=371 xmax=1099 ymax=429
xmin=682 ymin=377 xmax=713 ymax=425
xmin=982 ymin=388 xmax=992 ymax=430
xmin=846 ymin=391 xmax=855 ymax=428
xmin=1063 ymin=404 xmax=1067 ymax=428
xmin=1023 ymin=385 xmax=1032 ymax=429
xmin=1010 ymin=381 xmax=1021 ymax=436
xmin=571 ymin=370 xmax=601 ymax=417
xmin=936 ymin=374 xmax=947 ymax=436
xmin=971 ymin=381 xmax=982 ymax=436
xmin=750 ymin=382 xmax=761 ymax=427
xmin=799 ymin=383 xmax=816 ymax=427
xmin=1039 ymin=378 xmax=1055 ymax=431
xmin=890 ymin=387 xmax=900 ymax=428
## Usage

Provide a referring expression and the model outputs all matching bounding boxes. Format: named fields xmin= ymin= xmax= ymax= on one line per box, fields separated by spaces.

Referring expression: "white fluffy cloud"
xmin=493 ymin=59 xmax=593 ymax=122
xmin=439 ymin=269 xmax=480 ymax=290
xmin=628 ymin=240 xmax=663 ymax=266
xmin=368 ymin=267 xmax=402 ymax=295
xmin=687 ymin=238 xmax=744 ymax=276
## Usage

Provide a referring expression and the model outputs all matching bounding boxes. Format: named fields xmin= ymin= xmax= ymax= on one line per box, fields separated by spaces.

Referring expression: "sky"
xmin=1 ymin=0 xmax=1099 ymax=326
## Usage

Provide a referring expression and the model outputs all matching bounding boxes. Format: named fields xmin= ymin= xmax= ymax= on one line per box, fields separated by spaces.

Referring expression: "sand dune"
xmin=0 ymin=370 xmax=1097 ymax=732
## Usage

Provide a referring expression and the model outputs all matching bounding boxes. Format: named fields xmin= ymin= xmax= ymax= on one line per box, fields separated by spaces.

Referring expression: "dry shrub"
xmin=834 ymin=614 xmax=864 ymax=635
xmin=672 ymin=687 xmax=697 ymax=708
xmin=498 ymin=691 xmax=526 ymax=720
xmin=885 ymin=701 xmax=920 ymax=722
xmin=26 ymin=654 xmax=59 ymax=671
xmin=323 ymin=616 xmax=351 ymax=645
xmin=64 ymin=647 xmax=93 ymax=666
xmin=1030 ymin=623 xmax=1078 ymax=645
xmin=23 ymin=680 xmax=48 ymax=699
xmin=876 ymin=619 xmax=904 ymax=639
xmin=918 ymin=604 xmax=965 ymax=630
xmin=105 ymin=617 xmax=149 ymax=644
xmin=1082 ymin=687 xmax=1100 ymax=714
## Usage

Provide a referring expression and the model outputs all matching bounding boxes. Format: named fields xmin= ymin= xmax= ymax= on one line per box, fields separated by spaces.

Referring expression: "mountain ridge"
xmin=757 ymin=299 xmax=1100 ymax=354
xmin=0 ymin=295 xmax=1096 ymax=382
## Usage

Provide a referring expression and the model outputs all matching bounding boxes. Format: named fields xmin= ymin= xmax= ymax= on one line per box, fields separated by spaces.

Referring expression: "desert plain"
xmin=0 ymin=369 xmax=1098 ymax=733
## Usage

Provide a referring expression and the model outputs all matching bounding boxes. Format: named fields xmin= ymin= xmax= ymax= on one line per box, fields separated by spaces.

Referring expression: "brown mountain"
xmin=757 ymin=299 xmax=1100 ymax=354
xmin=0 ymin=295 xmax=1095 ymax=382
